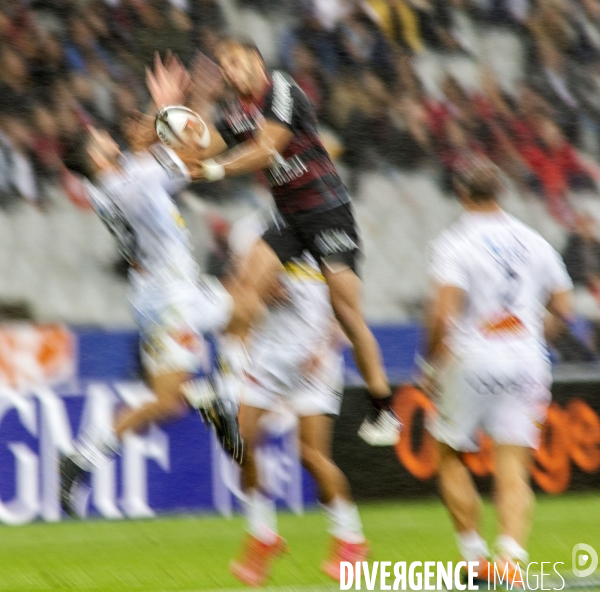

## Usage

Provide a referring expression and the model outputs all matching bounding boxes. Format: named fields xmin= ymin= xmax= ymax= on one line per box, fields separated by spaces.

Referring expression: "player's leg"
xmin=230 ymin=403 xmax=286 ymax=587
xmin=59 ymin=368 xmax=192 ymax=517
xmin=438 ymin=444 xmax=481 ymax=533
xmin=493 ymin=444 xmax=533 ymax=565
xmin=486 ymin=362 xmax=551 ymax=570
xmin=428 ymin=360 xmax=491 ymax=569
xmin=114 ymin=369 xmax=190 ymax=438
xmin=299 ymin=414 xmax=351 ymax=503
xmin=299 ymin=414 xmax=368 ymax=579
xmin=292 ymin=204 xmax=398 ymax=444
xmin=234 ymin=237 xmax=285 ymax=303
xmin=322 ymin=266 xmax=389 ymax=399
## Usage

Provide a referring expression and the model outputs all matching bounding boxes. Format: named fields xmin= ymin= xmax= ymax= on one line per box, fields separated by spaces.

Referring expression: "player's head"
xmin=214 ymin=36 xmax=267 ymax=97
xmin=452 ymin=154 xmax=503 ymax=207
xmin=64 ymin=127 xmax=121 ymax=180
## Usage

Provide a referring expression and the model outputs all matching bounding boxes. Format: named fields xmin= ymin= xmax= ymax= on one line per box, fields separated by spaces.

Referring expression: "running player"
xmin=58 ymin=121 xmax=258 ymax=516
xmin=145 ymin=45 xmax=400 ymax=446
xmin=419 ymin=156 xmax=573 ymax=584
xmin=225 ymin=214 xmax=368 ymax=587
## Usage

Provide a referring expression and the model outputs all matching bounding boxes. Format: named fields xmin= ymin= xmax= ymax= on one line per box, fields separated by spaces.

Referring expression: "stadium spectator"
xmin=289 ymin=43 xmax=327 ymax=116
xmin=564 ymin=213 xmax=600 ymax=286
xmin=561 ymin=213 xmax=600 ymax=350
xmin=529 ymin=39 xmax=583 ymax=143
xmin=408 ymin=0 xmax=459 ymax=52
xmin=0 ymin=0 xmax=597 ymax=225
xmin=518 ymin=117 xmax=596 ymax=225
xmin=336 ymin=12 xmax=397 ymax=85
xmin=0 ymin=45 xmax=34 ymax=115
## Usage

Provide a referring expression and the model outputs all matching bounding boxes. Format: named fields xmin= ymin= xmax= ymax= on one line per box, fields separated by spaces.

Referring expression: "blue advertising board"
xmin=0 ymin=382 xmax=317 ymax=524
xmin=0 ymin=324 xmax=420 ymax=524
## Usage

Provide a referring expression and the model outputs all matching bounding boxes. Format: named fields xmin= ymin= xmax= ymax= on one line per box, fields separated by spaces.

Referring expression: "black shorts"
xmin=262 ymin=204 xmax=361 ymax=274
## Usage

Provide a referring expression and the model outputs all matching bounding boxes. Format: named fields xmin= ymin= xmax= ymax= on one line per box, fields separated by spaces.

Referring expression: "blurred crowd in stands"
xmin=0 ymin=0 xmax=597 ymax=209
xmin=2 ymin=0 xmax=600 ymax=224
xmin=3 ymin=0 xmax=600 ymax=227
xmin=4 ymin=0 xmax=600 ymax=346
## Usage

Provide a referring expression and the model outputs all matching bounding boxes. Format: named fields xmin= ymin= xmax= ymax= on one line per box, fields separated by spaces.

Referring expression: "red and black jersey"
xmin=215 ymin=71 xmax=350 ymax=215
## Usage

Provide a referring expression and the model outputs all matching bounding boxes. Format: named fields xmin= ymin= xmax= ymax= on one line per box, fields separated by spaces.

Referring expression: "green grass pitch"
xmin=0 ymin=494 xmax=598 ymax=591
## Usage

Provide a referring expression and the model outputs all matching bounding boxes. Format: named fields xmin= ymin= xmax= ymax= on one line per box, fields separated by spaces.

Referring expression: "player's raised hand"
xmin=146 ymin=51 xmax=191 ymax=109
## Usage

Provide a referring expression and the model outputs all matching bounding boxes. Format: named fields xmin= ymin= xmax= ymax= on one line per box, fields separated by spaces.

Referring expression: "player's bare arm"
xmin=191 ymin=120 xmax=293 ymax=181
xmin=420 ymin=284 xmax=464 ymax=397
xmin=547 ymin=288 xmax=574 ymax=322
xmin=425 ymin=284 xmax=465 ymax=365
xmin=544 ymin=289 xmax=575 ymax=344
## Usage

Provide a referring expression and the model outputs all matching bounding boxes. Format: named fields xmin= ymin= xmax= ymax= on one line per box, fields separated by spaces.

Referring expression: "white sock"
xmin=321 ymin=497 xmax=365 ymax=544
xmin=456 ymin=530 xmax=490 ymax=562
xmin=495 ymin=535 xmax=528 ymax=564
xmin=243 ymin=489 xmax=278 ymax=544
xmin=74 ymin=425 xmax=120 ymax=470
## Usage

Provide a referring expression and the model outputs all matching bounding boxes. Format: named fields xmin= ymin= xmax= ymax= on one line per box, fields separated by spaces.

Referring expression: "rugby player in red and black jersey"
xmin=146 ymin=41 xmax=400 ymax=442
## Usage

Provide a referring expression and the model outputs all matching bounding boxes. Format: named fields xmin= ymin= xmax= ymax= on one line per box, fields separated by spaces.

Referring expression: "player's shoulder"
xmin=504 ymin=214 xmax=556 ymax=253
xmin=430 ymin=218 xmax=469 ymax=254
xmin=270 ymin=70 xmax=304 ymax=96
xmin=267 ymin=70 xmax=310 ymax=119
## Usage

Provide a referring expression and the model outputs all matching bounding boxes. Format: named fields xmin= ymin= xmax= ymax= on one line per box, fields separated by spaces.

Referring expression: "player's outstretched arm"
xmin=190 ymin=120 xmax=293 ymax=182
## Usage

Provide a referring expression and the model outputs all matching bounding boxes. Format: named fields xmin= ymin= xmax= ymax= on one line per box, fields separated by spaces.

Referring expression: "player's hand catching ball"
xmin=146 ymin=51 xmax=191 ymax=109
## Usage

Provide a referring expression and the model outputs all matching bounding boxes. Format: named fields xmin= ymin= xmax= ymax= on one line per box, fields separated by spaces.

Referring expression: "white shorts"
xmin=139 ymin=275 xmax=233 ymax=376
xmin=427 ymin=356 xmax=552 ymax=452
xmin=242 ymin=341 xmax=344 ymax=417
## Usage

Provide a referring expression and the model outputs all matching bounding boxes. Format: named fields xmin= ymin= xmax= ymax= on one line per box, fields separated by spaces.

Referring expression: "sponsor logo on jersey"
xmin=224 ymin=102 xmax=263 ymax=135
xmin=480 ymin=313 xmax=527 ymax=336
xmin=272 ymin=71 xmax=293 ymax=124
xmin=315 ymin=229 xmax=358 ymax=255
xmin=266 ymin=154 xmax=308 ymax=186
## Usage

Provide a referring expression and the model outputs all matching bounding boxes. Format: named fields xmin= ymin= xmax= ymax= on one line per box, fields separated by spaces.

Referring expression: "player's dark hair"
xmin=453 ymin=155 xmax=502 ymax=203
xmin=62 ymin=133 xmax=96 ymax=180
xmin=215 ymin=35 xmax=265 ymax=64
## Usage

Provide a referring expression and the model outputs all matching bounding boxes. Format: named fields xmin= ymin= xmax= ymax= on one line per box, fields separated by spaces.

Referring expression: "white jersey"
xmin=253 ymin=259 xmax=335 ymax=351
xmin=229 ymin=211 xmax=337 ymax=351
xmin=429 ymin=210 xmax=573 ymax=362
xmin=86 ymin=144 xmax=198 ymax=320
xmin=245 ymin=259 xmax=344 ymax=417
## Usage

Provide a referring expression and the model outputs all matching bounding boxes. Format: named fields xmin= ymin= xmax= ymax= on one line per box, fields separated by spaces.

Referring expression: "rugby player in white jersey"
xmin=58 ymin=119 xmax=260 ymax=516
xmin=420 ymin=156 xmax=573 ymax=584
xmin=224 ymin=214 xmax=367 ymax=586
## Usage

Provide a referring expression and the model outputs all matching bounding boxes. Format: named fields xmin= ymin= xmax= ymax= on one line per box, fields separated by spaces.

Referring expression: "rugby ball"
xmin=155 ymin=105 xmax=211 ymax=149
